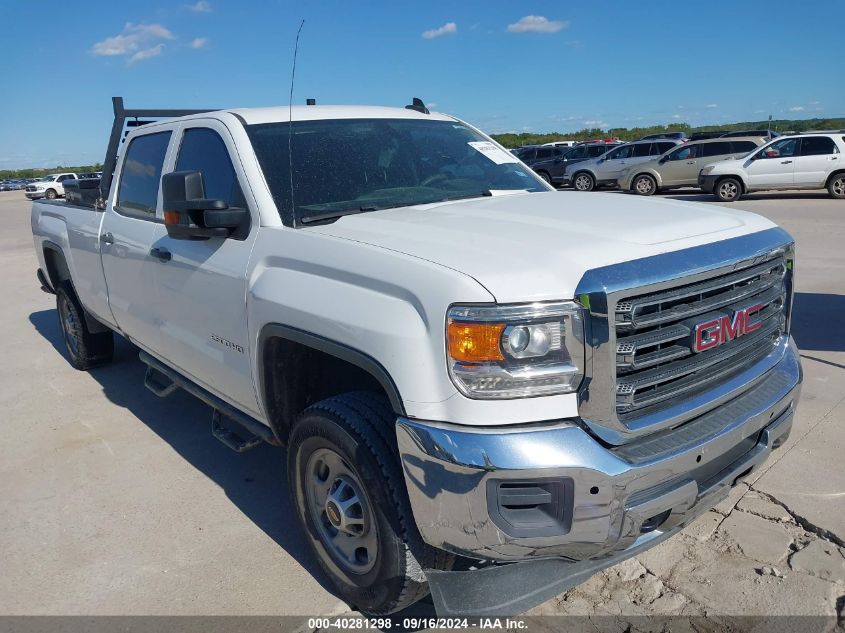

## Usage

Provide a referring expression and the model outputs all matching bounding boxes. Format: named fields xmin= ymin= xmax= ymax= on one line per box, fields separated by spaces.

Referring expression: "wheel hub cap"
xmin=306 ymin=448 xmax=378 ymax=574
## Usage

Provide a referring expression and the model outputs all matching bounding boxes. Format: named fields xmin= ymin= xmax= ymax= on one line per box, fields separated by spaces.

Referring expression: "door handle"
xmin=150 ymin=247 xmax=172 ymax=262
xmin=101 ymin=232 xmax=114 ymax=245
xmin=781 ymin=160 xmax=793 ymax=164
xmin=686 ymin=161 xmax=696 ymax=165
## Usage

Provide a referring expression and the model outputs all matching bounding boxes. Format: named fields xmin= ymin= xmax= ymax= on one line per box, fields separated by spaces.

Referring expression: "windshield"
xmin=246 ymin=118 xmax=547 ymax=225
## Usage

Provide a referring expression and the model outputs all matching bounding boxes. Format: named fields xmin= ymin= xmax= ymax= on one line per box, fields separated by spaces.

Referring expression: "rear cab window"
xmin=115 ymin=131 xmax=172 ymax=220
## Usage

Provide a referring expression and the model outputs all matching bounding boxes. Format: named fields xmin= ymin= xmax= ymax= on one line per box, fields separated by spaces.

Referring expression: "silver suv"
xmin=618 ymin=137 xmax=765 ymax=195
xmin=565 ymin=139 xmax=680 ymax=191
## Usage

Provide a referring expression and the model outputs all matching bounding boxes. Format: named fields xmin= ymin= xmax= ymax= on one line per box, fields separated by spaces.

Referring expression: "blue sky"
xmin=1 ymin=0 xmax=842 ymax=169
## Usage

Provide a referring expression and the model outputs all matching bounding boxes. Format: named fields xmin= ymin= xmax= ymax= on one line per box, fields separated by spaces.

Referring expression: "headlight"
xmin=446 ymin=301 xmax=585 ymax=399
xmin=700 ymin=166 xmax=716 ymax=176
xmin=35 ymin=185 xmax=45 ymax=190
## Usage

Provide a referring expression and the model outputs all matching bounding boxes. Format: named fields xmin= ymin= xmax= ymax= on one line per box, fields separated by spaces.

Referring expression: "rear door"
xmin=794 ymin=136 xmax=840 ymax=187
xmin=745 ymin=137 xmax=799 ymax=189
xmin=100 ymin=130 xmax=173 ymax=344
xmin=147 ymin=120 xmax=261 ymax=416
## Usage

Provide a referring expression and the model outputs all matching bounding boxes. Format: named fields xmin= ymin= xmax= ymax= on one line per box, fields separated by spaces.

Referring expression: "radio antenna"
xmin=288 ymin=19 xmax=305 ymax=220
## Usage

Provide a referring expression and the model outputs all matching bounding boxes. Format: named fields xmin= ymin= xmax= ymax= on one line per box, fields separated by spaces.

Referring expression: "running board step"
xmin=138 ymin=350 xmax=278 ymax=450
xmin=144 ymin=365 xmax=179 ymax=397
xmin=211 ymin=410 xmax=263 ymax=452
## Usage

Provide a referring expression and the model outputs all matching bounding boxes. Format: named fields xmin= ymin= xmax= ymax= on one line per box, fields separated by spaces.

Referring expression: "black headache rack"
xmin=96 ymin=96 xmax=218 ymax=208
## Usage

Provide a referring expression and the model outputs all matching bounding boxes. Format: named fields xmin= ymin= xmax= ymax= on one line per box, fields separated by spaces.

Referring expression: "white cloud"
xmin=582 ymin=119 xmax=607 ymax=128
xmin=789 ymin=106 xmax=805 ymax=112
xmin=507 ymin=15 xmax=568 ymax=34
xmin=91 ymin=23 xmax=174 ymax=60
xmin=129 ymin=44 xmax=165 ymax=64
xmin=705 ymin=103 xmax=719 ymax=109
xmin=190 ymin=37 xmax=208 ymax=49
xmin=422 ymin=22 xmax=457 ymax=39
xmin=188 ymin=1 xmax=212 ymax=12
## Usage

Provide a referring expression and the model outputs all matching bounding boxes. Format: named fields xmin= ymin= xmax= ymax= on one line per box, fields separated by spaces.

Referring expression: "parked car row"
xmin=516 ymin=131 xmax=844 ymax=201
xmin=0 ymin=178 xmax=34 ymax=191
xmin=23 ymin=172 xmax=101 ymax=200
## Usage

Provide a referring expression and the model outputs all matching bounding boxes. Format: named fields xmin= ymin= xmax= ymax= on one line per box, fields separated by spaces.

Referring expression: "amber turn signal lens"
xmin=447 ymin=322 xmax=505 ymax=363
xmin=164 ymin=210 xmax=180 ymax=225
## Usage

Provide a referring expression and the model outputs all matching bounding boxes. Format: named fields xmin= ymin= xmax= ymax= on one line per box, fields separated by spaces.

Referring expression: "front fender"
xmin=245 ymin=227 xmax=494 ymax=419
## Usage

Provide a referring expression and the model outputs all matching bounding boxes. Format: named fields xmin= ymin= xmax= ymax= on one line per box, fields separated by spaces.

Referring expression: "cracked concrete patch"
xmin=789 ymin=539 xmax=845 ymax=582
xmin=718 ymin=510 xmax=793 ymax=563
xmin=682 ymin=511 xmax=725 ymax=542
xmin=736 ymin=492 xmax=794 ymax=523
xmin=712 ymin=482 xmax=749 ymax=516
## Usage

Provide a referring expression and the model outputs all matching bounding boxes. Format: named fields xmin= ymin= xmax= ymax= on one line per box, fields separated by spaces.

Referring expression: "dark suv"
xmin=526 ymin=142 xmax=622 ymax=186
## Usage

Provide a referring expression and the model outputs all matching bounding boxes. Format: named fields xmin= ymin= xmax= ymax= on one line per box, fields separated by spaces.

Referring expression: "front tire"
xmin=536 ymin=170 xmax=552 ymax=185
xmin=828 ymin=173 xmax=845 ymax=199
xmin=573 ymin=172 xmax=595 ymax=192
xmin=715 ymin=177 xmax=742 ymax=202
xmin=45 ymin=188 xmax=57 ymax=200
xmin=56 ymin=281 xmax=114 ymax=370
xmin=288 ymin=392 xmax=452 ymax=614
xmin=632 ymin=174 xmax=657 ymax=196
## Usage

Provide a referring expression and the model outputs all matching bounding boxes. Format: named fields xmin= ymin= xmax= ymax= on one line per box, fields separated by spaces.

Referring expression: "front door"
xmin=100 ymin=130 xmax=172 ymax=345
xmin=745 ymin=137 xmax=799 ymax=189
xmin=794 ymin=136 xmax=840 ymax=187
xmin=659 ymin=144 xmax=702 ymax=186
xmin=597 ymin=144 xmax=634 ymax=181
xmin=148 ymin=121 xmax=261 ymax=417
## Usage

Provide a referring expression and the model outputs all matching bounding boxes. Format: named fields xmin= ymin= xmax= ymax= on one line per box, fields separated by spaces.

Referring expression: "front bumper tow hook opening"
xmin=640 ymin=509 xmax=672 ymax=534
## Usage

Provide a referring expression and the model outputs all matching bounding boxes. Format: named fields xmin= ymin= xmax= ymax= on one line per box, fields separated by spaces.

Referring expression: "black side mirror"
xmin=161 ymin=171 xmax=248 ymax=240
xmin=659 ymin=156 xmax=669 ymax=164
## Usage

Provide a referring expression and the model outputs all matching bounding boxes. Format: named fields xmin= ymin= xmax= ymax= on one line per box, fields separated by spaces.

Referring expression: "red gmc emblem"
xmin=692 ymin=303 xmax=764 ymax=353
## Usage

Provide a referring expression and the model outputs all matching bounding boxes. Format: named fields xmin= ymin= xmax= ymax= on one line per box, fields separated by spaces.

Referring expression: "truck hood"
xmin=311 ymin=191 xmax=776 ymax=302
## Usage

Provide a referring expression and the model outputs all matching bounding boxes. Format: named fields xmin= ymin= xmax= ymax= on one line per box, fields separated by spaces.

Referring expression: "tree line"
xmin=491 ymin=117 xmax=845 ymax=148
xmin=0 ymin=164 xmax=103 ymax=180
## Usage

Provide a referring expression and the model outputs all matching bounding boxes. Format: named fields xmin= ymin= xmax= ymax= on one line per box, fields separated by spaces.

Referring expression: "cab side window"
xmin=731 ymin=141 xmax=758 ymax=153
xmin=760 ymin=138 xmax=799 ymax=159
xmin=700 ymin=142 xmax=731 ymax=157
xmin=116 ymin=131 xmax=172 ymax=220
xmin=175 ymin=128 xmax=247 ymax=208
xmin=631 ymin=143 xmax=654 ymax=158
xmin=799 ymin=136 xmax=838 ymax=156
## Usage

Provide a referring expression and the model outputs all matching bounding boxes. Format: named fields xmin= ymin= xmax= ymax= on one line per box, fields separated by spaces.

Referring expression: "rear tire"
xmin=632 ymin=174 xmax=657 ymax=196
xmin=45 ymin=188 xmax=57 ymax=200
xmin=55 ymin=281 xmax=113 ymax=370
xmin=288 ymin=392 xmax=453 ymax=614
xmin=715 ymin=177 xmax=742 ymax=202
xmin=573 ymin=172 xmax=595 ymax=192
xmin=828 ymin=173 xmax=845 ymax=199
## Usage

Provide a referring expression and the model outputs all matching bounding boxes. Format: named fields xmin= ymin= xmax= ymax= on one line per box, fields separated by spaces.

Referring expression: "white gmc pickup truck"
xmin=31 ymin=97 xmax=802 ymax=616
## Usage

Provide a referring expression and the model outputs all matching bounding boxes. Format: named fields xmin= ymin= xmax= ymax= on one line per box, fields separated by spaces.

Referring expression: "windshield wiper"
xmin=299 ymin=191 xmax=494 ymax=225
xmin=299 ymin=205 xmax=378 ymax=225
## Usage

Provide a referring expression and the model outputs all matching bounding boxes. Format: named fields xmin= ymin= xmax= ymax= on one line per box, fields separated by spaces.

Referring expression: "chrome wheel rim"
xmin=305 ymin=448 xmax=378 ymax=575
xmin=58 ymin=294 xmax=80 ymax=357
xmin=719 ymin=181 xmax=738 ymax=200
xmin=574 ymin=175 xmax=592 ymax=191
xmin=833 ymin=178 xmax=845 ymax=197
xmin=635 ymin=177 xmax=653 ymax=194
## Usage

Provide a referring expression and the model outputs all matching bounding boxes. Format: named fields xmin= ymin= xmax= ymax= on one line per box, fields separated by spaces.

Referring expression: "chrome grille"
xmin=614 ymin=256 xmax=787 ymax=420
xmin=25 ymin=186 xmax=37 ymax=192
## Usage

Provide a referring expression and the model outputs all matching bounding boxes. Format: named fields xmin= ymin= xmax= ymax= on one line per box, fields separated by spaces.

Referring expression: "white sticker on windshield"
xmin=468 ymin=141 xmax=518 ymax=165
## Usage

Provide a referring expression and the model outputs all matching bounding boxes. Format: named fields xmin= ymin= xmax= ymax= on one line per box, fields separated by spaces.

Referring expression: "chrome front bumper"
xmin=397 ymin=339 xmax=802 ymax=562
